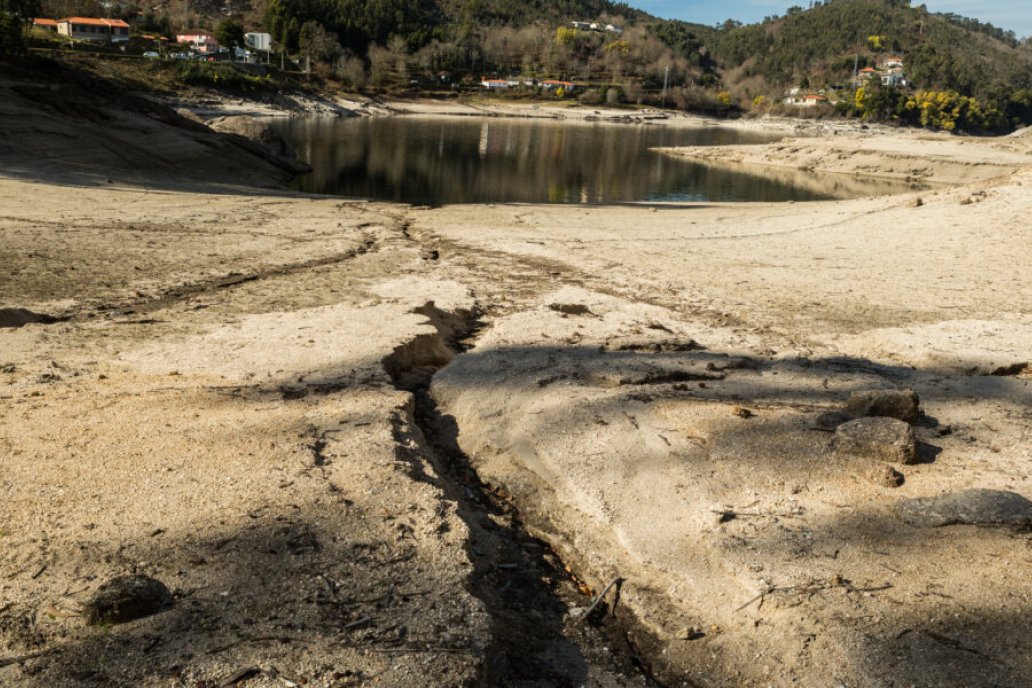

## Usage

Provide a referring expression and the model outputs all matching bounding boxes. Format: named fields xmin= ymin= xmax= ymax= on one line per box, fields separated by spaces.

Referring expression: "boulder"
xmin=206 ymin=115 xmax=311 ymax=175
xmin=863 ymin=462 xmax=904 ymax=488
xmin=896 ymin=489 xmax=1032 ymax=529
xmin=84 ymin=575 xmax=173 ymax=625
xmin=835 ymin=417 xmax=918 ymax=465
xmin=0 ymin=308 xmax=60 ymax=329
xmin=844 ymin=388 xmax=920 ymax=423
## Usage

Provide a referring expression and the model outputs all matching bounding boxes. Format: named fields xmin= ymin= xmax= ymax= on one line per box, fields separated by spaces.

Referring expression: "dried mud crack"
xmin=382 ymin=303 xmax=669 ymax=687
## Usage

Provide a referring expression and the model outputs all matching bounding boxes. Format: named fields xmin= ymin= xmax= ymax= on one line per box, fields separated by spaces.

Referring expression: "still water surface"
xmin=273 ymin=117 xmax=912 ymax=206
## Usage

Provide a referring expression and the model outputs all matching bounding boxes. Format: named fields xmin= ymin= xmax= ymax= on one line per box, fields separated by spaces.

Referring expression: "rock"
xmin=835 ymin=417 xmax=918 ymax=465
xmin=863 ymin=462 xmax=904 ymax=488
xmin=895 ymin=489 xmax=1032 ymax=529
xmin=731 ymin=406 xmax=754 ymax=418
xmin=84 ymin=575 xmax=173 ymax=625
xmin=206 ymin=115 xmax=311 ymax=175
xmin=0 ymin=308 xmax=60 ymax=329
xmin=675 ymin=626 xmax=705 ymax=640
xmin=548 ymin=303 xmax=593 ymax=316
xmin=814 ymin=411 xmax=852 ymax=430
xmin=844 ymin=389 xmax=920 ymax=423
xmin=207 ymin=115 xmax=294 ymax=156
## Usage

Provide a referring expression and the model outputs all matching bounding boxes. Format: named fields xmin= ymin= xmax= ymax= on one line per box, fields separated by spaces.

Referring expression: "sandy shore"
xmin=657 ymin=127 xmax=1032 ymax=186
xmin=2 ymin=79 xmax=1032 ymax=686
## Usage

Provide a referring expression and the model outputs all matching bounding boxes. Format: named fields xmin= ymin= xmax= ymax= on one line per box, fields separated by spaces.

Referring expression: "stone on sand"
xmin=844 ymin=388 xmax=920 ymax=423
xmin=84 ymin=575 xmax=173 ymax=625
xmin=896 ymin=489 xmax=1032 ymax=529
xmin=835 ymin=417 xmax=918 ymax=464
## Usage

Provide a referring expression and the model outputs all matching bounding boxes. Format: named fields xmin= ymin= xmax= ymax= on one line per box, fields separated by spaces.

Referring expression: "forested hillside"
xmin=255 ymin=0 xmax=720 ymax=106
xmin=713 ymin=0 xmax=1032 ymax=100
xmin=16 ymin=0 xmax=1032 ymax=128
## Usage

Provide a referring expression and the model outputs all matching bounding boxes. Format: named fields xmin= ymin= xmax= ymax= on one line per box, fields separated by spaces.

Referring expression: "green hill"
xmin=18 ymin=0 xmax=1032 ymax=128
xmin=711 ymin=0 xmax=1032 ymax=101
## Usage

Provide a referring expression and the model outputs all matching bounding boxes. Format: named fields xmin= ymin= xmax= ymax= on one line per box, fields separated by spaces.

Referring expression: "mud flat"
xmin=2 ymin=75 xmax=1032 ymax=686
xmin=655 ymin=128 xmax=1032 ymax=186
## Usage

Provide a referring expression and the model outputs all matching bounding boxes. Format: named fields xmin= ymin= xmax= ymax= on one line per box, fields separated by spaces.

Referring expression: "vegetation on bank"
xmin=3 ymin=0 xmax=1032 ymax=132
xmin=0 ymin=0 xmax=37 ymax=53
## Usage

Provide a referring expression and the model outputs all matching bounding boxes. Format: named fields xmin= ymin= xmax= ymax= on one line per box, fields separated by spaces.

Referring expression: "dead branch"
xmin=575 ymin=576 xmax=624 ymax=625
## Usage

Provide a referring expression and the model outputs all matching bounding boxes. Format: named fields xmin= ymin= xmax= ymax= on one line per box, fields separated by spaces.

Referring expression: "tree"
xmin=385 ymin=34 xmax=409 ymax=82
xmin=334 ymin=54 xmax=367 ymax=89
xmin=0 ymin=0 xmax=40 ymax=54
xmin=299 ymin=20 xmax=340 ymax=62
xmin=215 ymin=19 xmax=245 ymax=49
xmin=367 ymin=42 xmax=391 ymax=88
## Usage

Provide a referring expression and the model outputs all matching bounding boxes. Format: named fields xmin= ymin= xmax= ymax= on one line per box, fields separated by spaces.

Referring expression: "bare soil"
xmin=2 ymin=62 xmax=1031 ymax=687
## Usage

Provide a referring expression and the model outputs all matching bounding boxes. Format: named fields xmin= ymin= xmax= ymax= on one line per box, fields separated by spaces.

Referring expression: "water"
xmin=272 ymin=116 xmax=915 ymax=206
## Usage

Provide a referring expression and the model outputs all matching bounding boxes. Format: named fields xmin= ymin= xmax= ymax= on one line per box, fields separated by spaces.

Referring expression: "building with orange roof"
xmin=57 ymin=17 xmax=130 ymax=43
xmin=33 ymin=18 xmax=59 ymax=32
xmin=176 ymin=32 xmax=218 ymax=54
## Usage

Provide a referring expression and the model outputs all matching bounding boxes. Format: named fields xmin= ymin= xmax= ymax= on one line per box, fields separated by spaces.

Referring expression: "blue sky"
xmin=634 ymin=1 xmax=1032 ymax=38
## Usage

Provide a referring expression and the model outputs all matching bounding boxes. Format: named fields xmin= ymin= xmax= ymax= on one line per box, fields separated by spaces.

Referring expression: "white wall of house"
xmin=58 ymin=20 xmax=129 ymax=42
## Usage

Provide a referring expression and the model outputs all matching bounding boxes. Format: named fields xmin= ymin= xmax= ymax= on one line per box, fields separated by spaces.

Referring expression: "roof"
xmin=542 ymin=80 xmax=575 ymax=86
xmin=60 ymin=17 xmax=130 ymax=28
xmin=33 ymin=18 xmax=59 ymax=26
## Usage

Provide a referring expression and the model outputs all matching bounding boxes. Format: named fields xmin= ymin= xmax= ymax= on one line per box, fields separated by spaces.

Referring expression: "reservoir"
xmin=273 ymin=116 xmax=916 ymax=206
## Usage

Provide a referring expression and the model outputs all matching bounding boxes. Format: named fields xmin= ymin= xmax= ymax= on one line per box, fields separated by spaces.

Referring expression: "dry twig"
xmin=575 ymin=576 xmax=624 ymax=625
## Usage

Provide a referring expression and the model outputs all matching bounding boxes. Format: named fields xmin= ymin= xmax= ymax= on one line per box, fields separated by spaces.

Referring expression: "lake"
xmin=272 ymin=116 xmax=915 ymax=206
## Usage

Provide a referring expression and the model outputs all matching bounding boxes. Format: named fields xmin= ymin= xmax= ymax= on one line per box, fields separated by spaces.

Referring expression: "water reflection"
xmin=273 ymin=117 xmax=918 ymax=206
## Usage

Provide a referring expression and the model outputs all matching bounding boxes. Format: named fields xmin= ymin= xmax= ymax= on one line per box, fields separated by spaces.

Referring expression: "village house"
xmin=57 ymin=17 xmax=130 ymax=43
xmin=881 ymin=71 xmax=906 ymax=87
xmin=541 ymin=79 xmax=577 ymax=93
xmin=570 ymin=21 xmax=592 ymax=31
xmin=32 ymin=18 xmax=59 ymax=32
xmin=853 ymin=56 xmax=906 ymax=88
xmin=587 ymin=21 xmax=623 ymax=35
xmin=176 ymin=32 xmax=218 ymax=54
xmin=244 ymin=32 xmax=271 ymax=51
xmin=480 ymin=78 xmax=510 ymax=90
xmin=783 ymin=92 xmax=828 ymax=107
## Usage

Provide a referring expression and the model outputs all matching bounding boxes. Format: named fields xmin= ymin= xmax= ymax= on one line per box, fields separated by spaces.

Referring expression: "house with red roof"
xmin=176 ymin=32 xmax=219 ymax=54
xmin=57 ymin=17 xmax=130 ymax=43
xmin=33 ymin=18 xmax=59 ymax=32
xmin=541 ymin=79 xmax=577 ymax=93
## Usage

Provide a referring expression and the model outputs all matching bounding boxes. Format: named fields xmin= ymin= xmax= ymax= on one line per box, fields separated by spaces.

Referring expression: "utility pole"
xmin=662 ymin=64 xmax=669 ymax=108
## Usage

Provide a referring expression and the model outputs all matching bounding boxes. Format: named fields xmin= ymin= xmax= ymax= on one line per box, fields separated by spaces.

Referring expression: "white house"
xmin=57 ymin=17 xmax=130 ymax=42
xmin=783 ymin=93 xmax=828 ymax=107
xmin=481 ymin=78 xmax=509 ymax=90
xmin=245 ymin=32 xmax=271 ymax=51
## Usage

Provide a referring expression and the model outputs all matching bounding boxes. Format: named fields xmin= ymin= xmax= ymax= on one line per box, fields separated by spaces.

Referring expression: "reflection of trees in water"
xmin=280 ymin=118 xmax=914 ymax=205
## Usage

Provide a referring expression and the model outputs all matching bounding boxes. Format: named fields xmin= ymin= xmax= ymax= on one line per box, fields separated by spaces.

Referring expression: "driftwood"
xmin=575 ymin=576 xmax=624 ymax=625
